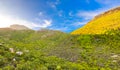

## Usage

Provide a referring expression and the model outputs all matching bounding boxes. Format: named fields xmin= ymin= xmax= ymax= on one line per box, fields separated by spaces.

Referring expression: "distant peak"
xmin=10 ymin=24 xmax=30 ymax=30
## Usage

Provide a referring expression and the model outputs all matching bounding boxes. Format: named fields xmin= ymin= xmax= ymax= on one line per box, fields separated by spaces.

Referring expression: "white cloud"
xmin=0 ymin=14 xmax=52 ymax=29
xmin=77 ymin=0 xmax=120 ymax=20
xmin=77 ymin=10 xmax=101 ymax=20
xmin=50 ymin=4 xmax=56 ymax=9
xmin=69 ymin=11 xmax=73 ymax=16
xmin=49 ymin=26 xmax=68 ymax=31
xmin=47 ymin=0 xmax=60 ymax=9
xmin=95 ymin=0 xmax=120 ymax=5
xmin=77 ymin=8 xmax=110 ymax=20
xmin=95 ymin=0 xmax=111 ymax=4
xmin=58 ymin=10 xmax=63 ymax=17
xmin=38 ymin=12 xmax=43 ymax=16
xmin=86 ymin=0 xmax=90 ymax=4
xmin=77 ymin=3 xmax=120 ymax=21
xmin=75 ymin=4 xmax=120 ymax=27
xmin=42 ymin=20 xmax=52 ymax=28
xmin=95 ymin=0 xmax=120 ymax=8
xmin=72 ymin=21 xmax=88 ymax=26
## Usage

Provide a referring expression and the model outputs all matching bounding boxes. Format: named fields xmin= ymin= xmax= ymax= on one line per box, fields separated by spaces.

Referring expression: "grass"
xmin=0 ymin=29 xmax=120 ymax=69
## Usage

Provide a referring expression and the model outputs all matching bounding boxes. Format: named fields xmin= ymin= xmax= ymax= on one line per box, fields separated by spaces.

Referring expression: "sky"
xmin=0 ymin=0 xmax=120 ymax=32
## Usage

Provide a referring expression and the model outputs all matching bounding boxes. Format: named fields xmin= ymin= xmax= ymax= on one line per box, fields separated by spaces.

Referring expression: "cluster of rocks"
xmin=111 ymin=54 xmax=120 ymax=63
xmin=9 ymin=48 xmax=25 ymax=56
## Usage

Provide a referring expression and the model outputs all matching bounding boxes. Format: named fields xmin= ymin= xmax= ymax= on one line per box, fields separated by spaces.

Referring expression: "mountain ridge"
xmin=10 ymin=24 xmax=30 ymax=30
xmin=0 ymin=24 xmax=30 ymax=30
xmin=71 ymin=6 xmax=120 ymax=34
xmin=95 ymin=6 xmax=120 ymax=19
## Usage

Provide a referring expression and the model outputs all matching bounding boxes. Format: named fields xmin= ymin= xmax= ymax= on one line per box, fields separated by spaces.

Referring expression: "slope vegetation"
xmin=71 ymin=7 xmax=120 ymax=34
xmin=0 ymin=29 xmax=120 ymax=69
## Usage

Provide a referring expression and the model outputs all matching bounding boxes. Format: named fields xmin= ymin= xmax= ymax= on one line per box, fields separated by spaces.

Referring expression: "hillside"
xmin=0 ymin=28 xmax=13 ymax=31
xmin=71 ymin=7 xmax=120 ymax=34
xmin=0 ymin=28 xmax=120 ymax=69
xmin=0 ymin=7 xmax=120 ymax=69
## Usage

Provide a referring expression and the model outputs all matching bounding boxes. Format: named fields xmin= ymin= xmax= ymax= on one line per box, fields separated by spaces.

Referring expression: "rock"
xmin=112 ymin=60 xmax=117 ymax=63
xmin=16 ymin=51 xmax=23 ymax=55
xmin=13 ymin=58 xmax=16 ymax=61
xmin=111 ymin=55 xmax=118 ymax=58
xmin=9 ymin=48 xmax=14 ymax=53
xmin=0 ymin=43 xmax=2 ymax=46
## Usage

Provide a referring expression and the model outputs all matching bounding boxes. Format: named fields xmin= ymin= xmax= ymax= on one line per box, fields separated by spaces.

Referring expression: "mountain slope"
xmin=0 ymin=29 xmax=120 ymax=69
xmin=71 ymin=7 xmax=120 ymax=34
xmin=10 ymin=24 xmax=30 ymax=30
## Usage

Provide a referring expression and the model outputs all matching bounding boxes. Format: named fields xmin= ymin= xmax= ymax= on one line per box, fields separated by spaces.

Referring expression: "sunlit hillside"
xmin=0 ymin=27 xmax=120 ymax=69
xmin=71 ymin=7 xmax=120 ymax=34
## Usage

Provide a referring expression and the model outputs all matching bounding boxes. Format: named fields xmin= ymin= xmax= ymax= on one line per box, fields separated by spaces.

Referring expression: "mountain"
xmin=0 ymin=24 xmax=30 ymax=31
xmin=0 ymin=28 xmax=12 ymax=31
xmin=71 ymin=7 xmax=120 ymax=34
xmin=10 ymin=24 xmax=30 ymax=30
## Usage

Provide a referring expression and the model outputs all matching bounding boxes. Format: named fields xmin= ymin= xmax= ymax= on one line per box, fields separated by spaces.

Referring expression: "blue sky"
xmin=0 ymin=0 xmax=120 ymax=32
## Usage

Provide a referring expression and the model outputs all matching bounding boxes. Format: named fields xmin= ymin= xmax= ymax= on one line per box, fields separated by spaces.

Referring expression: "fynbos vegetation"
xmin=0 ymin=7 xmax=120 ymax=70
